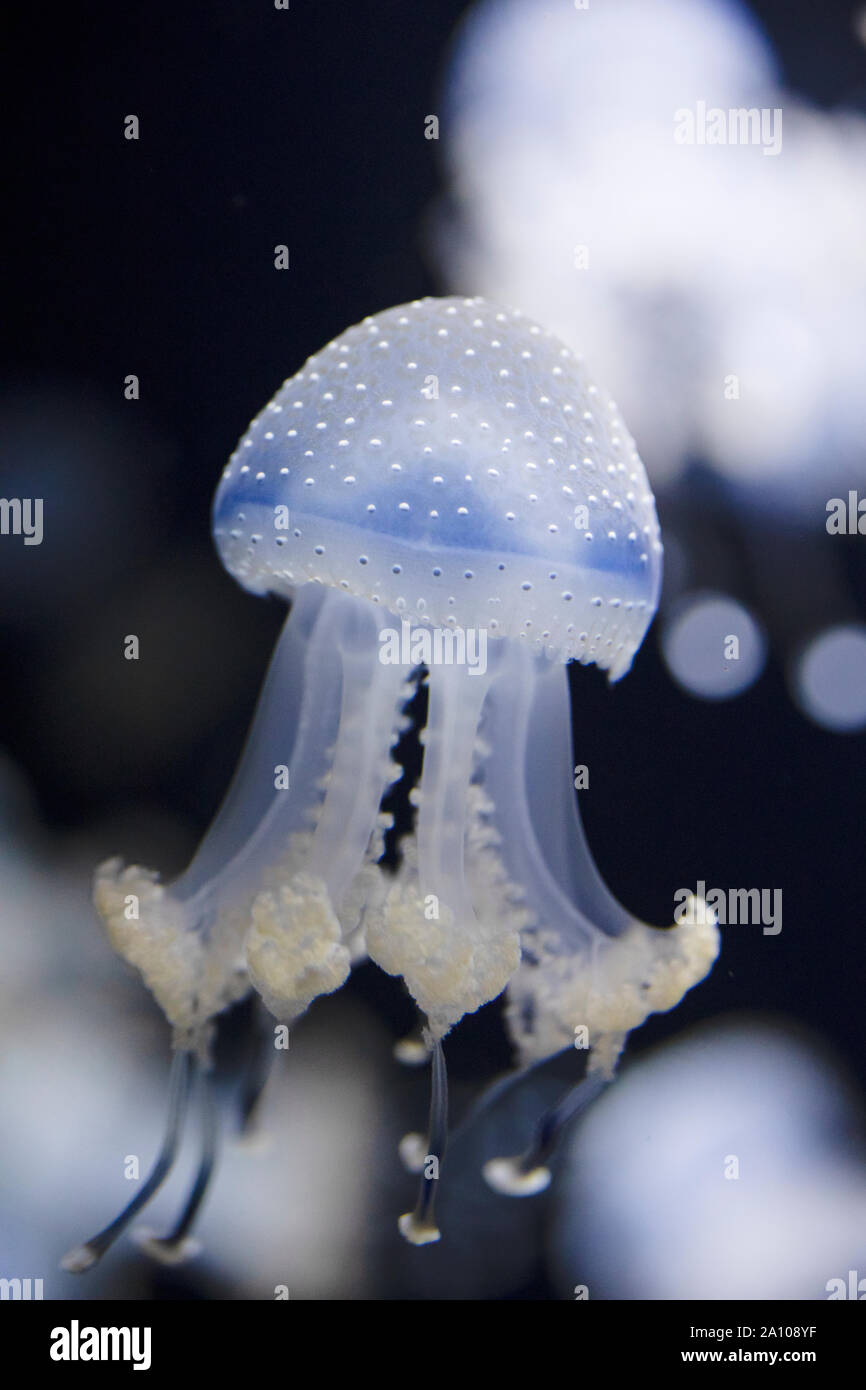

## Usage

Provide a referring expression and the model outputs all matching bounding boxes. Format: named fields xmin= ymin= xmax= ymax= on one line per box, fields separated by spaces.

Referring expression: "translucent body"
xmin=83 ymin=296 xmax=718 ymax=1262
xmin=95 ymin=296 xmax=716 ymax=1057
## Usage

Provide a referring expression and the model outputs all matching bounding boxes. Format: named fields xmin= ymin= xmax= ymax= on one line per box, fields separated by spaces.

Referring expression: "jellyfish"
xmin=64 ymin=295 xmax=719 ymax=1269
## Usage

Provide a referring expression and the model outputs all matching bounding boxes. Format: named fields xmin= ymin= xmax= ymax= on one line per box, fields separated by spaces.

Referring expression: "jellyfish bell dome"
xmin=213 ymin=296 xmax=662 ymax=678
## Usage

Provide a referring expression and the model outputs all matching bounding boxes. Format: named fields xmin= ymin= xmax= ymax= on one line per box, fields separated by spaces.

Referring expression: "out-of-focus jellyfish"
xmin=439 ymin=0 xmax=782 ymax=489
xmin=550 ymin=1018 xmax=866 ymax=1299
xmin=791 ymin=623 xmax=866 ymax=733
xmin=65 ymin=296 xmax=718 ymax=1266
xmin=661 ymin=592 xmax=767 ymax=700
xmin=439 ymin=0 xmax=866 ymax=510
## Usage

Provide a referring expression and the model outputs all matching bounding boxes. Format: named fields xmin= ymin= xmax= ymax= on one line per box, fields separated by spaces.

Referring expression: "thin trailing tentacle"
xmin=483 ymin=1072 xmax=609 ymax=1196
xmin=133 ymin=1066 xmax=219 ymax=1264
xmin=61 ymin=1050 xmax=194 ymax=1272
xmin=236 ymin=998 xmax=277 ymax=1139
xmin=399 ymin=1038 xmax=449 ymax=1245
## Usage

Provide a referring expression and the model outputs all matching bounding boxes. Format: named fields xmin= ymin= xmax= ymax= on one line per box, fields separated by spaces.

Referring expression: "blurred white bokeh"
xmin=791 ymin=622 xmax=866 ymax=732
xmin=661 ymin=592 xmax=767 ymax=699
xmin=439 ymin=0 xmax=866 ymax=512
xmin=549 ymin=1017 xmax=866 ymax=1299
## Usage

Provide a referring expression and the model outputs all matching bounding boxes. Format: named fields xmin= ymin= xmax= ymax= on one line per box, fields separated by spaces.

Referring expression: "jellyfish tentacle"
xmin=368 ymin=647 xmax=521 ymax=1041
xmin=476 ymin=639 xmax=719 ymax=1077
xmin=522 ymin=660 xmax=632 ymax=935
xmin=399 ymin=1037 xmax=448 ymax=1246
xmin=483 ymin=1071 xmax=609 ymax=1197
xmin=133 ymin=1065 xmax=219 ymax=1265
xmin=417 ymin=659 xmax=490 ymax=927
xmin=477 ymin=640 xmax=605 ymax=954
xmin=244 ymin=593 xmax=412 ymax=1023
xmin=305 ymin=594 xmax=411 ymax=912
xmin=60 ymin=1050 xmax=194 ymax=1272
xmin=370 ymin=649 xmax=525 ymax=1246
xmin=177 ymin=581 xmax=329 ymax=901
xmin=235 ymin=998 xmax=277 ymax=1139
xmin=92 ymin=587 xmax=348 ymax=1046
xmin=445 ymin=1050 xmax=554 ymax=1143
xmin=181 ymin=586 xmax=349 ymax=911
xmin=93 ymin=588 xmax=412 ymax=1045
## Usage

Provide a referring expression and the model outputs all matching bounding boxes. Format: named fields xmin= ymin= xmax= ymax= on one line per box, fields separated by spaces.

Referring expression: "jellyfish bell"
xmin=214 ymin=296 xmax=661 ymax=673
xmin=68 ymin=296 xmax=718 ymax=1269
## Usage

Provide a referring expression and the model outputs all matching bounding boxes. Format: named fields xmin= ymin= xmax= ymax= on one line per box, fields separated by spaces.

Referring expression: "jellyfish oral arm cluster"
xmin=71 ymin=296 xmax=719 ymax=1268
xmin=95 ymin=583 xmax=411 ymax=1048
xmin=477 ymin=640 xmax=719 ymax=1081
